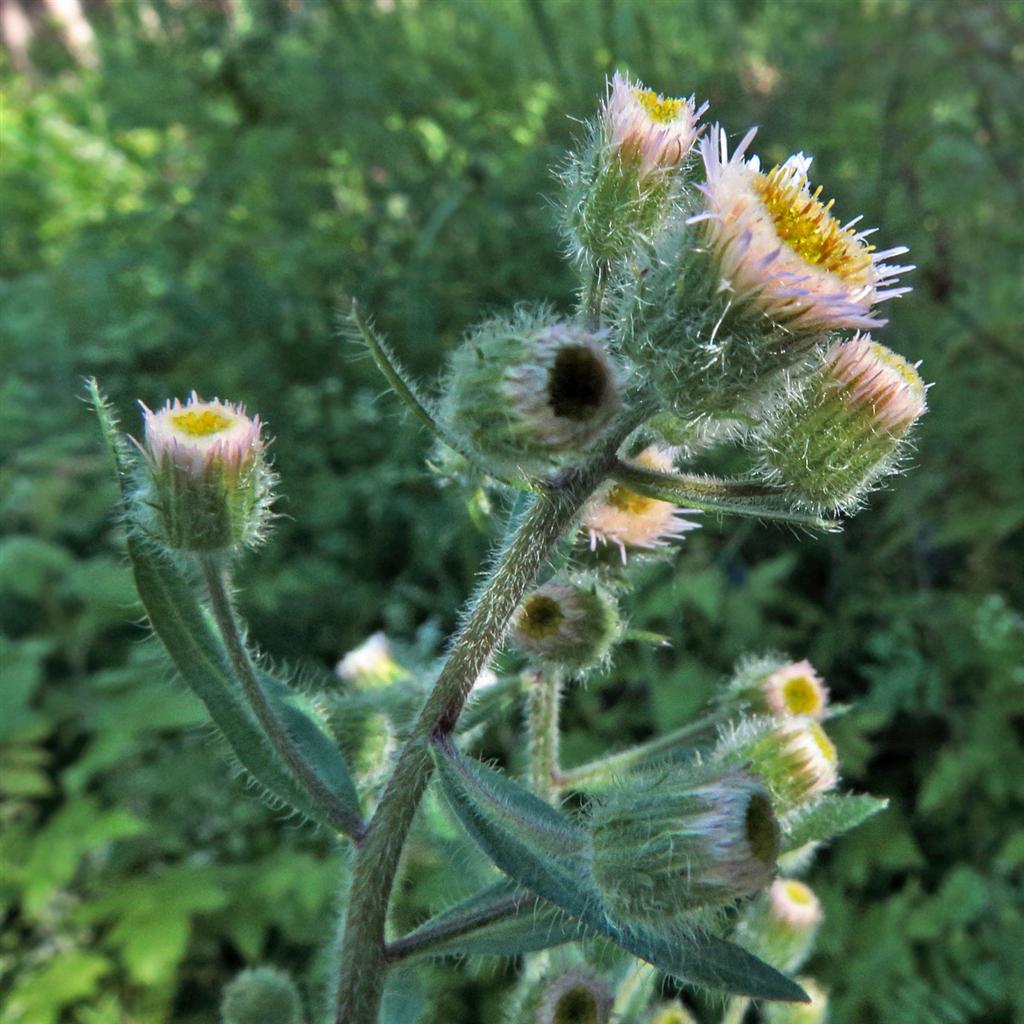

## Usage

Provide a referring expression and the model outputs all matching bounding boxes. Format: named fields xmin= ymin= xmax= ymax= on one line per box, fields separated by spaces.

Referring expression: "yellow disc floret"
xmin=171 ymin=408 xmax=234 ymax=437
xmin=753 ymin=164 xmax=873 ymax=283
xmin=634 ymin=88 xmax=687 ymax=124
xmin=809 ymin=721 xmax=838 ymax=765
xmin=783 ymin=675 xmax=823 ymax=715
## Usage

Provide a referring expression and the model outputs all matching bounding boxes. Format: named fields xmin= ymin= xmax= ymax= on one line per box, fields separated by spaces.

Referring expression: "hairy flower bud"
xmin=582 ymin=446 xmax=699 ymax=563
xmin=589 ymin=766 xmax=780 ymax=924
xmin=511 ymin=578 xmax=620 ymax=672
xmin=734 ymin=879 xmax=824 ymax=974
xmin=763 ymin=977 xmax=829 ymax=1023
xmin=335 ymin=632 xmax=408 ymax=689
xmin=721 ymin=655 xmax=830 ymax=722
xmin=140 ymin=392 xmax=273 ymax=552
xmin=444 ymin=311 xmax=621 ymax=476
xmin=563 ymin=72 xmax=706 ymax=266
xmin=220 ymin=967 xmax=303 ymax=1024
xmin=715 ymin=717 xmax=839 ymax=813
xmin=755 ymin=335 xmax=928 ymax=512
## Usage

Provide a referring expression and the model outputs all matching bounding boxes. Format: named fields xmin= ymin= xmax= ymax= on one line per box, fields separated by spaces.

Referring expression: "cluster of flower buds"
xmin=443 ymin=310 xmax=622 ymax=477
xmin=754 ymin=334 xmax=928 ymax=512
xmin=511 ymin=577 xmax=620 ymax=673
xmin=588 ymin=765 xmax=780 ymax=925
xmin=715 ymin=716 xmax=839 ymax=814
xmin=720 ymin=655 xmax=830 ymax=721
xmin=139 ymin=392 xmax=274 ymax=553
xmin=564 ymin=72 xmax=707 ymax=267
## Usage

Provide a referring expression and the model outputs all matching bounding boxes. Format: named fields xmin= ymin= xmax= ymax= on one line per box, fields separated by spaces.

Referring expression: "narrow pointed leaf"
xmin=431 ymin=736 xmax=807 ymax=1002
xmin=782 ymin=794 xmax=889 ymax=851
xmin=389 ymin=879 xmax=587 ymax=959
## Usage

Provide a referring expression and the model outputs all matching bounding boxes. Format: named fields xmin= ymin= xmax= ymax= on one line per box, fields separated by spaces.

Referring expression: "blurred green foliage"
xmin=1 ymin=1 xmax=1022 ymax=1022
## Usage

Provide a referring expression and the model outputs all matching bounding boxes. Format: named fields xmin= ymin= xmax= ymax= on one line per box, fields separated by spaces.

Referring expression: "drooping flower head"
xmin=511 ymin=577 xmax=620 ymax=672
xmin=140 ymin=392 xmax=273 ymax=551
xmin=734 ymin=879 xmax=824 ymax=974
xmin=715 ymin=716 xmax=839 ymax=813
xmin=602 ymin=71 xmax=707 ymax=180
xmin=582 ymin=446 xmax=699 ymax=563
xmin=444 ymin=311 xmax=621 ymax=478
xmin=756 ymin=334 xmax=928 ymax=512
xmin=589 ymin=764 xmax=780 ymax=924
xmin=690 ymin=125 xmax=913 ymax=334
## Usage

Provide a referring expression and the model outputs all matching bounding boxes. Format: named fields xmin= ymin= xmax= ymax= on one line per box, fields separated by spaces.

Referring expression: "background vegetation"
xmin=2 ymin=1 xmax=1022 ymax=1022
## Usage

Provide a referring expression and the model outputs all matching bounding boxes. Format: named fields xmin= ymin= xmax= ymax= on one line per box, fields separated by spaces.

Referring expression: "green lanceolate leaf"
xmin=782 ymin=793 xmax=889 ymax=852
xmin=88 ymin=380 xmax=361 ymax=831
xmin=431 ymin=736 xmax=808 ymax=1002
xmin=388 ymin=879 xmax=588 ymax=960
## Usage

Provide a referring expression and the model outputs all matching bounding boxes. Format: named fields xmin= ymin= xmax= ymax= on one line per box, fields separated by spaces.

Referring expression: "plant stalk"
xmin=526 ymin=667 xmax=563 ymax=804
xmin=333 ymin=406 xmax=649 ymax=1023
xmin=199 ymin=556 xmax=364 ymax=839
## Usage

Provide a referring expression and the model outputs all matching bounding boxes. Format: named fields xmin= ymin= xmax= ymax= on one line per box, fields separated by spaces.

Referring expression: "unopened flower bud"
xmin=335 ymin=632 xmax=408 ymax=689
xmin=537 ymin=970 xmax=614 ymax=1024
xmin=564 ymin=73 xmax=706 ymax=266
xmin=582 ymin=446 xmax=699 ymax=563
xmin=715 ymin=717 xmax=838 ymax=813
xmin=221 ymin=967 xmax=303 ymax=1024
xmin=649 ymin=1007 xmax=698 ymax=1024
xmin=734 ymin=880 xmax=824 ymax=974
xmin=756 ymin=335 xmax=927 ymax=512
xmin=512 ymin=578 xmax=620 ymax=672
xmin=721 ymin=656 xmax=829 ymax=722
xmin=140 ymin=392 xmax=273 ymax=552
xmin=445 ymin=313 xmax=621 ymax=476
xmin=589 ymin=766 xmax=780 ymax=925
xmin=763 ymin=977 xmax=829 ymax=1023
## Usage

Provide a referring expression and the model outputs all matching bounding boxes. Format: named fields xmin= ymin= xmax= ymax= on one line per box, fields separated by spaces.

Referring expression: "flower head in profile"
xmin=602 ymin=71 xmax=707 ymax=179
xmin=143 ymin=392 xmax=262 ymax=478
xmin=140 ymin=391 xmax=274 ymax=551
xmin=690 ymin=125 xmax=913 ymax=333
xmin=582 ymin=446 xmax=699 ymax=563
xmin=723 ymin=655 xmax=830 ymax=721
xmin=735 ymin=878 xmax=824 ymax=974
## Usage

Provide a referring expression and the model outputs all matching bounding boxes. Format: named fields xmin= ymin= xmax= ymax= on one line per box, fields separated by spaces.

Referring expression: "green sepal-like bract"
xmin=781 ymin=793 xmax=889 ymax=852
xmin=431 ymin=735 xmax=809 ymax=1003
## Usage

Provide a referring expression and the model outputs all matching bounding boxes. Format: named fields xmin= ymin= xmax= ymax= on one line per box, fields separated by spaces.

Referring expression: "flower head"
xmin=756 ymin=334 xmax=928 ymax=512
xmin=582 ymin=446 xmax=699 ymax=563
xmin=716 ymin=716 xmax=838 ymax=812
xmin=764 ymin=977 xmax=829 ymax=1024
xmin=536 ymin=970 xmax=614 ymax=1024
xmin=735 ymin=879 xmax=824 ymax=974
xmin=603 ymin=71 xmax=707 ymax=179
xmin=512 ymin=578 xmax=620 ymax=672
xmin=722 ymin=655 xmax=830 ymax=722
xmin=690 ymin=125 xmax=913 ymax=334
xmin=589 ymin=765 xmax=780 ymax=924
xmin=335 ymin=632 xmax=408 ymax=689
xmin=140 ymin=391 xmax=273 ymax=551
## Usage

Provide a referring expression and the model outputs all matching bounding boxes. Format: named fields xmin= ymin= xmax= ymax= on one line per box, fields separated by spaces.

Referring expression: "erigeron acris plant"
xmin=91 ymin=72 xmax=928 ymax=1024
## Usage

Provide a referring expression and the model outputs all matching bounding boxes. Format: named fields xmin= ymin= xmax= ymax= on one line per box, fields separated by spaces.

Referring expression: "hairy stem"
xmin=333 ymin=407 xmax=648 ymax=1023
xmin=583 ymin=259 xmax=609 ymax=330
xmin=526 ymin=667 xmax=563 ymax=803
xmin=199 ymin=556 xmax=364 ymax=839
xmin=556 ymin=708 xmax=731 ymax=790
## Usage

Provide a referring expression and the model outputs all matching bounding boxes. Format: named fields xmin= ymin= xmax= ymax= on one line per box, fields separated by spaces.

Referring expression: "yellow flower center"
xmin=809 ymin=721 xmax=838 ymax=765
xmin=783 ymin=675 xmax=822 ymax=715
xmin=783 ymin=879 xmax=815 ymax=905
xmin=605 ymin=484 xmax=656 ymax=516
xmin=868 ymin=341 xmax=925 ymax=395
xmin=635 ymin=88 xmax=686 ymax=124
xmin=754 ymin=164 xmax=873 ymax=283
xmin=171 ymin=409 xmax=233 ymax=437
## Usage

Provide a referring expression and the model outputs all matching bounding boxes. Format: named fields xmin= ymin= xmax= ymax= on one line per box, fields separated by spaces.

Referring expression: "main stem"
xmin=200 ymin=556 xmax=364 ymax=839
xmin=334 ymin=417 xmax=642 ymax=1023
